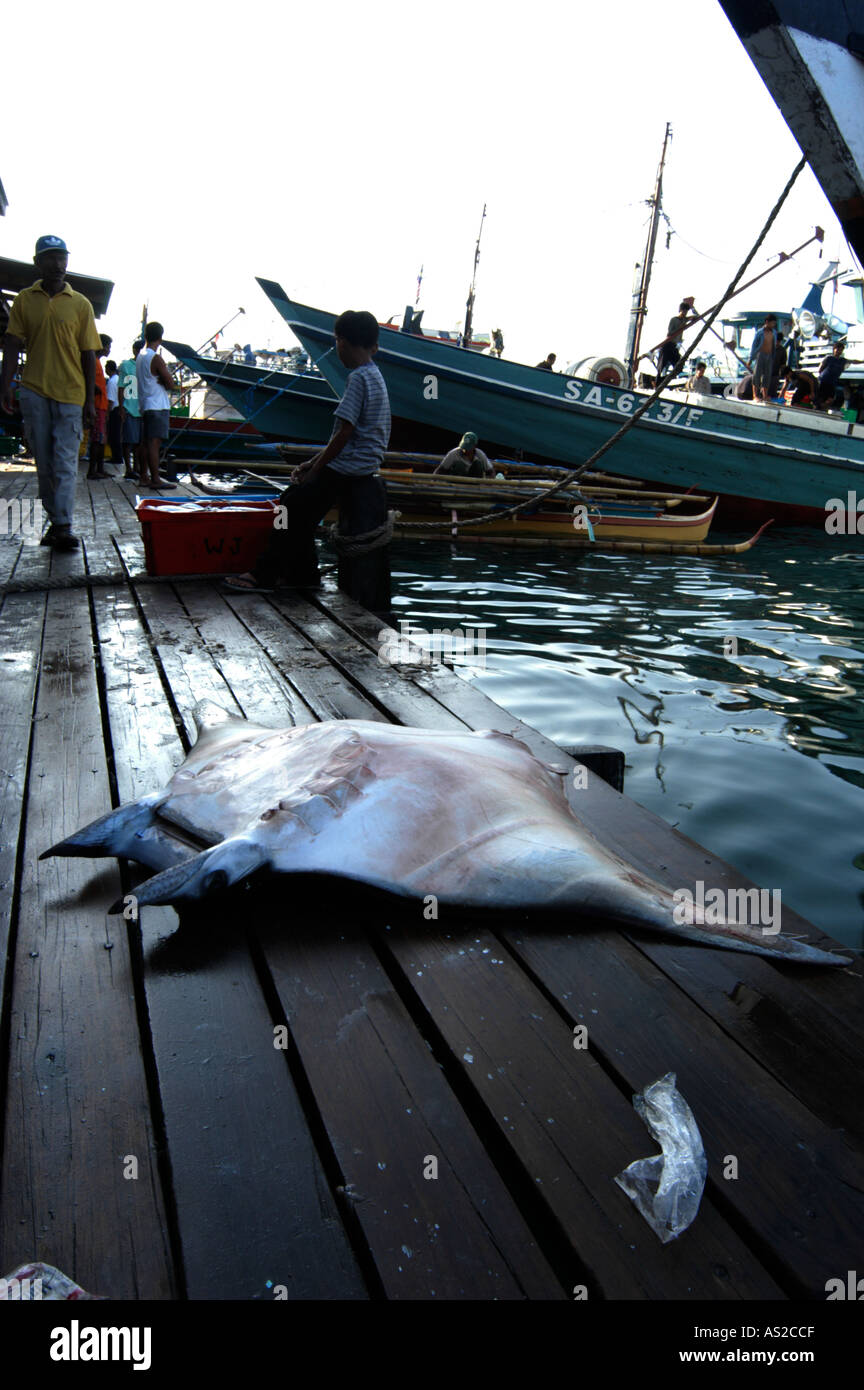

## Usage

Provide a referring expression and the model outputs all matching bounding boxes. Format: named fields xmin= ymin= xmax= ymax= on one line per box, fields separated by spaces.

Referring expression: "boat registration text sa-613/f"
xmin=564 ymin=379 xmax=705 ymax=429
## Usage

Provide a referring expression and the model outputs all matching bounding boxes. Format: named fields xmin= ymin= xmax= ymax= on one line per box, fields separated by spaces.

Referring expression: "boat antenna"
xmin=196 ymin=307 xmax=246 ymax=355
xmin=415 ymin=264 xmax=424 ymax=307
xmin=462 ymin=203 xmax=486 ymax=348
xmin=624 ymin=123 xmax=672 ymax=387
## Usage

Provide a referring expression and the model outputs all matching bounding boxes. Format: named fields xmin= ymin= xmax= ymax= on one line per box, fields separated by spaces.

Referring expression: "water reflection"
xmin=391 ymin=528 xmax=864 ymax=948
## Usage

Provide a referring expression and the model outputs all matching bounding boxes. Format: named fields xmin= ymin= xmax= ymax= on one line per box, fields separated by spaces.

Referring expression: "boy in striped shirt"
xmin=226 ymin=310 xmax=391 ymax=608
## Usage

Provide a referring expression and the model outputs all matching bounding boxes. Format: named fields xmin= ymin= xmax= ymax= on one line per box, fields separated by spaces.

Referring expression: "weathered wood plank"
xmin=89 ymin=582 xmax=368 ymax=1299
xmin=378 ymin=924 xmax=783 ymax=1299
xmin=0 ymin=588 xmax=175 ymax=1299
xmin=268 ymin=591 xmax=467 ymax=731
xmin=259 ymin=921 xmax=566 ymax=1299
xmin=217 ymin=590 xmax=385 ymax=724
xmin=0 ymin=593 xmax=46 ymax=1004
xmin=503 ymin=925 xmax=864 ymax=1295
xmin=165 ymin=583 xmax=315 ymax=728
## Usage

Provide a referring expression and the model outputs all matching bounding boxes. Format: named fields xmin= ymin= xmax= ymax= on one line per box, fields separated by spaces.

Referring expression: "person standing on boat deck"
xmin=816 ymin=341 xmax=864 ymax=409
xmin=686 ymin=362 xmax=712 ymax=396
xmin=119 ymin=340 xmax=144 ymax=478
xmin=87 ymin=333 xmax=113 ymax=478
xmin=434 ymin=431 xmax=493 ymax=477
xmin=535 ymin=353 xmax=556 ymax=370
xmin=782 ymin=319 xmax=801 ymax=370
xmin=748 ymin=314 xmax=778 ymax=403
xmin=769 ymin=335 xmax=788 ymax=399
xmin=0 ymin=235 xmax=101 ymax=551
xmin=136 ymin=322 xmax=178 ymax=490
xmin=224 ymin=310 xmax=391 ymax=612
xmin=658 ymin=298 xmax=697 ymax=377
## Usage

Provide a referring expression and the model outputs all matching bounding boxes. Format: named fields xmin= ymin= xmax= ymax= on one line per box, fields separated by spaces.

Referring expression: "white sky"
xmin=3 ymin=0 xmax=860 ymax=369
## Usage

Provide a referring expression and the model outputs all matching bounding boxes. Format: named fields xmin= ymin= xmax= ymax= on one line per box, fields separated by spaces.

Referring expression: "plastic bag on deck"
xmin=614 ymin=1071 xmax=707 ymax=1243
xmin=0 ymin=1261 xmax=103 ymax=1299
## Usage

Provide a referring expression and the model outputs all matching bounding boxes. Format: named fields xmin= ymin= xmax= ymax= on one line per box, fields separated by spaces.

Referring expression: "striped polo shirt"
xmin=331 ymin=361 xmax=391 ymax=475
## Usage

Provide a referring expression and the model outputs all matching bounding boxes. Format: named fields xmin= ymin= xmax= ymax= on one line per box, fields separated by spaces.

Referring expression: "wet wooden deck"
xmin=0 ymin=464 xmax=863 ymax=1302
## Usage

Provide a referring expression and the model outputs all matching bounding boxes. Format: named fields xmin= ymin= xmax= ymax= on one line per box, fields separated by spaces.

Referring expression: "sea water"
xmin=389 ymin=528 xmax=864 ymax=951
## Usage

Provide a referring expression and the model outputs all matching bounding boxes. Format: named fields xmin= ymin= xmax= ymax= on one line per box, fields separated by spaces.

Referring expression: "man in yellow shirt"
xmin=0 ymin=235 xmax=102 ymax=550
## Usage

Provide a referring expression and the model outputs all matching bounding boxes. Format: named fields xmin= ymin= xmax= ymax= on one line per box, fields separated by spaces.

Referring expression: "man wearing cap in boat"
xmin=0 ymin=235 xmax=102 ymax=550
xmin=434 ymin=431 xmax=493 ymax=478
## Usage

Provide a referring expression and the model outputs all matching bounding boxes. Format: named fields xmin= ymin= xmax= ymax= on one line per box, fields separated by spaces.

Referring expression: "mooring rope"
xmin=327 ymin=511 xmax=395 ymax=557
xmin=403 ymin=155 xmax=807 ymax=533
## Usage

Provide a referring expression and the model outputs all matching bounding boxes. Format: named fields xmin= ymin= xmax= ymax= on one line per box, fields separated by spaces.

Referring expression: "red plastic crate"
xmin=137 ymin=497 xmax=279 ymax=576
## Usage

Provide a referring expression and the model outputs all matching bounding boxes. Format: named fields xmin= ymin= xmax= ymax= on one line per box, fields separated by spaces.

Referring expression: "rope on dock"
xmin=326 ymin=511 xmax=395 ymax=557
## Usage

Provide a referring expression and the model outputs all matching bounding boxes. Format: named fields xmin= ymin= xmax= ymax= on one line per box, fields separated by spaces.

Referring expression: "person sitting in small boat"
xmin=686 ymin=362 xmax=712 ymax=396
xmin=816 ymin=341 xmax=864 ymax=409
xmin=434 ymin=431 xmax=493 ymax=477
xmin=535 ymin=353 xmax=556 ymax=371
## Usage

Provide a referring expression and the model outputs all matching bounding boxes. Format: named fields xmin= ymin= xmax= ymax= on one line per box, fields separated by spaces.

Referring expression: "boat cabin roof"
xmin=0 ymin=254 xmax=114 ymax=318
xmin=721 ymin=309 xmax=792 ymax=330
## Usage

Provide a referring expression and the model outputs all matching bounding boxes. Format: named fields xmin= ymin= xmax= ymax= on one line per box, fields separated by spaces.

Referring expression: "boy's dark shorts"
xmin=122 ymin=414 xmax=141 ymax=444
xmin=142 ymin=410 xmax=170 ymax=442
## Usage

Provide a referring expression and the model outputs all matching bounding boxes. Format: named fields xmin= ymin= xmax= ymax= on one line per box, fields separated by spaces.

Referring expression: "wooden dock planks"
xmin=0 ymin=472 xmax=861 ymax=1301
xmin=0 ymin=586 xmax=174 ymax=1298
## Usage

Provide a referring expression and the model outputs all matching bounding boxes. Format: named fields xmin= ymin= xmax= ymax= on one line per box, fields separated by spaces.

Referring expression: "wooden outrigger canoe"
xmin=377 ymin=470 xmax=719 ymax=543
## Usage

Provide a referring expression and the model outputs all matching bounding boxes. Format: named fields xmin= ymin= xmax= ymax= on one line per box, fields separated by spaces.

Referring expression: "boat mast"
xmin=624 ymin=123 xmax=672 ymax=386
xmin=462 ymin=204 xmax=487 ymax=348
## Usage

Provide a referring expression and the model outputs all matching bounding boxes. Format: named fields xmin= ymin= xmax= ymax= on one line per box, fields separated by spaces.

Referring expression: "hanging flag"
xmin=415 ymin=264 xmax=424 ymax=306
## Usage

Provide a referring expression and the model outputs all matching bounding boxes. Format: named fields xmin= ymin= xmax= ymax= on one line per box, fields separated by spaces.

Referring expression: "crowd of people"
xmin=4 ymin=235 xmax=863 ymax=580
xmin=0 ymin=237 xmax=185 ymax=549
xmin=658 ymin=301 xmax=864 ymax=416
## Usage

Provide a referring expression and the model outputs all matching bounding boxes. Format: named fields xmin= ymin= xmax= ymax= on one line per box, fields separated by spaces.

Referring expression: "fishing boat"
xmin=163 ymin=341 xmax=338 ymax=445
xmin=256 ymin=279 xmax=864 ymax=527
xmin=164 ymin=338 xmax=490 ymax=458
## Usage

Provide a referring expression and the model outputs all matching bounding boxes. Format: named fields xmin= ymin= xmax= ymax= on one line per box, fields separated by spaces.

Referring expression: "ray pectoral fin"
xmin=40 ymin=795 xmax=164 ymax=865
xmin=114 ymin=837 xmax=269 ymax=912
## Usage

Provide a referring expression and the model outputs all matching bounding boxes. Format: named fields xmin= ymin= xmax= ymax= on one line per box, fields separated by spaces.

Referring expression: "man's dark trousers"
xmin=254 ymin=465 xmax=390 ymax=613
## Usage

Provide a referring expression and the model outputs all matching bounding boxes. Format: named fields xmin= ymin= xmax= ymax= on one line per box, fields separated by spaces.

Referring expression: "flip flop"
xmin=222 ymin=575 xmax=276 ymax=594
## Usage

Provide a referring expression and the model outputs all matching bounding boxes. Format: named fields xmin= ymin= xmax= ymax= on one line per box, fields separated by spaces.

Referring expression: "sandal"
xmin=222 ymin=573 xmax=275 ymax=594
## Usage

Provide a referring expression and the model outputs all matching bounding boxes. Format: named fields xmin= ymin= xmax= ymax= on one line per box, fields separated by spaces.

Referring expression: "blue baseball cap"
xmin=34 ymin=235 xmax=68 ymax=257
